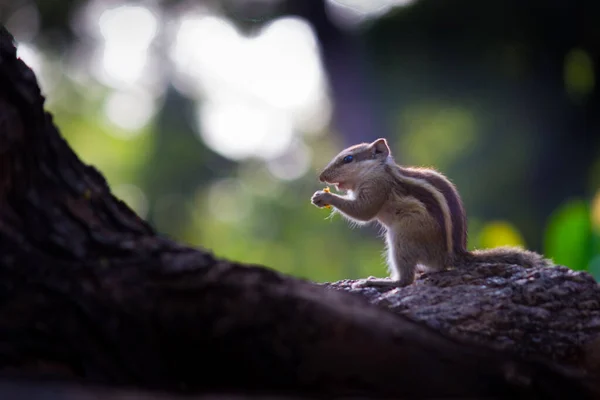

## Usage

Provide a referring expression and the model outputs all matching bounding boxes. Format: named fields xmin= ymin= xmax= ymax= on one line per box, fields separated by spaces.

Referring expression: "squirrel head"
xmin=319 ymin=138 xmax=391 ymax=191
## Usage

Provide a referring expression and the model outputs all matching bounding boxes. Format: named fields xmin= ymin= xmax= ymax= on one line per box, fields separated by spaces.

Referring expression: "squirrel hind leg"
xmin=352 ymin=278 xmax=408 ymax=289
xmin=416 ymin=257 xmax=447 ymax=272
xmin=351 ymin=252 xmax=416 ymax=289
xmin=385 ymin=248 xmax=419 ymax=286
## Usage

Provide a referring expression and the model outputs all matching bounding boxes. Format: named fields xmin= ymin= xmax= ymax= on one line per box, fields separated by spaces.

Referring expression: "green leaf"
xmin=564 ymin=48 xmax=595 ymax=102
xmin=544 ymin=199 xmax=592 ymax=270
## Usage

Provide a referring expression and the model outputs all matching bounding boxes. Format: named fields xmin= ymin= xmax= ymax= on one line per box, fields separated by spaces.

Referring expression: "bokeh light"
xmin=478 ymin=221 xmax=526 ymax=249
xmin=325 ymin=0 xmax=417 ymax=29
xmin=564 ymin=48 xmax=595 ymax=102
xmin=104 ymin=90 xmax=156 ymax=134
xmin=16 ymin=43 xmax=41 ymax=74
xmin=97 ymin=4 xmax=158 ymax=88
xmin=266 ymin=140 xmax=312 ymax=181
xmin=4 ymin=2 xmax=39 ymax=43
xmin=197 ymin=100 xmax=294 ymax=161
xmin=171 ymin=12 xmax=330 ymax=162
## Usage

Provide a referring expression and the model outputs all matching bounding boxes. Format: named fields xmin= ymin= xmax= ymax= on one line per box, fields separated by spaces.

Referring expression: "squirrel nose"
xmin=318 ymin=173 xmax=326 ymax=182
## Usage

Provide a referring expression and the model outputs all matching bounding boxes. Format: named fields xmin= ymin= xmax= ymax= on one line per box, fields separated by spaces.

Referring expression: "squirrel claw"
xmin=311 ymin=190 xmax=332 ymax=209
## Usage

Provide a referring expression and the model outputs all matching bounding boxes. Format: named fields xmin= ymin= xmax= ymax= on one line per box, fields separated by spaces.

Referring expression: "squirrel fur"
xmin=311 ymin=138 xmax=551 ymax=288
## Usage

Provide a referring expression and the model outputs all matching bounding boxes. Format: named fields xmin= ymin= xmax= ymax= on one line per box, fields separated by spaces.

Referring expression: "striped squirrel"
xmin=311 ymin=138 xmax=551 ymax=288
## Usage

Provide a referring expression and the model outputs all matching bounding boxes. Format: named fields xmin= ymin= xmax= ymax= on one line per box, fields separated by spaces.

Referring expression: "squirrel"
xmin=311 ymin=138 xmax=551 ymax=288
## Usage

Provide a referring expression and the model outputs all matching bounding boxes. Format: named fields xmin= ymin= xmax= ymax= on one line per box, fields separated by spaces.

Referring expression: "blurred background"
xmin=1 ymin=0 xmax=599 ymax=282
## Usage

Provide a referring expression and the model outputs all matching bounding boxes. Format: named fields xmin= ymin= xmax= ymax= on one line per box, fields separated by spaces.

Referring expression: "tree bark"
xmin=0 ymin=26 xmax=598 ymax=399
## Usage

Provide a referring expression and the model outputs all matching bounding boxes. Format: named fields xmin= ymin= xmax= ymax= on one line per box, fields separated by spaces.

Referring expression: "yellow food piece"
xmin=323 ymin=187 xmax=331 ymax=209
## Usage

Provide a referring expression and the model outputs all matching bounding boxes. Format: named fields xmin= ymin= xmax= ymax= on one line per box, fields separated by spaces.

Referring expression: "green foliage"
xmin=397 ymin=102 xmax=477 ymax=168
xmin=544 ymin=199 xmax=593 ymax=271
xmin=564 ymin=48 xmax=596 ymax=102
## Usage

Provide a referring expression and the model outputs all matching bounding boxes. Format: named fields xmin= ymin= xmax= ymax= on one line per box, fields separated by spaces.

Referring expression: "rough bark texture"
xmin=328 ymin=264 xmax=600 ymax=374
xmin=0 ymin=26 xmax=599 ymax=399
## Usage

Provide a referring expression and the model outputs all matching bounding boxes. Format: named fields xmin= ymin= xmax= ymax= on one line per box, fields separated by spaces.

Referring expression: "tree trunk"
xmin=0 ymin=26 xmax=598 ymax=399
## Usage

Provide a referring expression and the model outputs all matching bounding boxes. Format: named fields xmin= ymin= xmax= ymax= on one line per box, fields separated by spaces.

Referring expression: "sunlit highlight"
xmin=326 ymin=0 xmax=416 ymax=29
xmin=198 ymin=101 xmax=293 ymax=160
xmin=104 ymin=90 xmax=155 ymax=134
xmin=564 ymin=48 xmax=595 ymax=102
xmin=97 ymin=5 xmax=158 ymax=87
xmin=16 ymin=43 xmax=52 ymax=93
xmin=16 ymin=43 xmax=41 ymax=73
xmin=171 ymin=13 xmax=330 ymax=162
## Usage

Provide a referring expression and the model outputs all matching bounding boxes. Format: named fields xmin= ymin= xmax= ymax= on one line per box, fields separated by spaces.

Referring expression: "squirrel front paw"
xmin=311 ymin=190 xmax=332 ymax=208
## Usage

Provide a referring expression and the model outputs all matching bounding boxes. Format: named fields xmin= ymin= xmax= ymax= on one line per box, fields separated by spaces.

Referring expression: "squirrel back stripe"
xmin=385 ymin=164 xmax=454 ymax=255
xmin=401 ymin=167 xmax=468 ymax=255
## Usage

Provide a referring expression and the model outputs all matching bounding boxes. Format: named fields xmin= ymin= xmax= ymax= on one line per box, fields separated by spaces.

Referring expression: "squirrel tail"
xmin=454 ymin=246 xmax=552 ymax=269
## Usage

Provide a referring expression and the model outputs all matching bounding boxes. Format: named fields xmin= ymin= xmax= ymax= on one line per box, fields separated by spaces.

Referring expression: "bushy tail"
xmin=455 ymin=246 xmax=552 ymax=269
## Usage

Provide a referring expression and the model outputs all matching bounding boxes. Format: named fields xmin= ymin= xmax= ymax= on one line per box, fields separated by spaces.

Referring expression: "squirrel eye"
xmin=343 ymin=155 xmax=354 ymax=163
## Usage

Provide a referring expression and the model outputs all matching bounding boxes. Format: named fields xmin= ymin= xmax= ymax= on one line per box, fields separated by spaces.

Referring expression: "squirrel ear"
xmin=371 ymin=138 xmax=390 ymax=157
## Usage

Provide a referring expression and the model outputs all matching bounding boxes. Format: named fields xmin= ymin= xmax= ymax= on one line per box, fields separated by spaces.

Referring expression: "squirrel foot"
xmin=352 ymin=277 xmax=410 ymax=289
